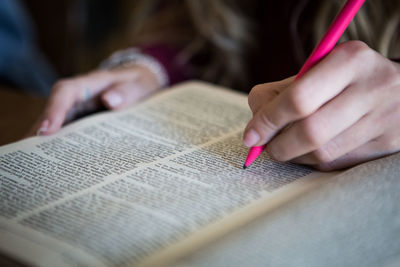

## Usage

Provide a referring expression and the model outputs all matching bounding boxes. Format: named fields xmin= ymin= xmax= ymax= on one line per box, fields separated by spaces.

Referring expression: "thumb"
xmin=243 ymin=77 xmax=294 ymax=147
xmin=248 ymin=76 xmax=294 ymax=114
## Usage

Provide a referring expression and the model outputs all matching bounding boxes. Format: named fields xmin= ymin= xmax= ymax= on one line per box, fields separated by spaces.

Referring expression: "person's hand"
xmin=29 ymin=64 xmax=161 ymax=136
xmin=243 ymin=41 xmax=400 ymax=171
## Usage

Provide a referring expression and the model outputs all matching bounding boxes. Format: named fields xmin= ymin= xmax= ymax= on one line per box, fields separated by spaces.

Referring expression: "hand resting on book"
xmin=29 ymin=64 xmax=162 ymax=136
xmin=243 ymin=41 xmax=400 ymax=171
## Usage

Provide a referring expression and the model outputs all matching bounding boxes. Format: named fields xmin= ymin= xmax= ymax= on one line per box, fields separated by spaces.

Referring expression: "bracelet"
xmin=100 ymin=48 xmax=170 ymax=88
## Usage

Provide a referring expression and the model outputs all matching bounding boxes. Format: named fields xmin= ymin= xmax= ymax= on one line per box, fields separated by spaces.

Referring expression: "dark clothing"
xmin=0 ymin=0 xmax=56 ymax=95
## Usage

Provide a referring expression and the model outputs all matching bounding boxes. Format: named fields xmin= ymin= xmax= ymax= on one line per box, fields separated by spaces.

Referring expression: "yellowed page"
xmin=170 ymin=152 xmax=400 ymax=267
xmin=0 ymin=81 xmax=335 ymax=267
xmin=137 ymin=170 xmax=332 ymax=267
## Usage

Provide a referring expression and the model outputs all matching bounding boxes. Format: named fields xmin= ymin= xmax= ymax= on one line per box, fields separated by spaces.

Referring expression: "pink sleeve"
xmin=139 ymin=44 xmax=190 ymax=85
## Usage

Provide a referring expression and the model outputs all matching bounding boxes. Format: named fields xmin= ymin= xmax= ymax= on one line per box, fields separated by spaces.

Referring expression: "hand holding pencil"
xmin=243 ymin=0 xmax=400 ymax=171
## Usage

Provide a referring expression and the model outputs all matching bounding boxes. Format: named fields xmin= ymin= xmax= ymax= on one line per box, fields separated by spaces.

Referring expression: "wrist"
xmin=100 ymin=48 xmax=170 ymax=88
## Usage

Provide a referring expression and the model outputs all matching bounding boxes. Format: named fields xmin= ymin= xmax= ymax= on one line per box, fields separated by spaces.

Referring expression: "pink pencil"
xmin=243 ymin=0 xmax=365 ymax=169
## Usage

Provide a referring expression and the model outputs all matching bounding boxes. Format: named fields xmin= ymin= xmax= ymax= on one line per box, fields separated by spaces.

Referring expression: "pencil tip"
xmin=243 ymin=164 xmax=247 ymax=169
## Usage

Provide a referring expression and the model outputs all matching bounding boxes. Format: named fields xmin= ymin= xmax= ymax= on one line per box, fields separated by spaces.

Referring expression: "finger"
xmin=243 ymin=43 xmax=364 ymax=147
xmin=290 ymin=114 xmax=385 ymax=169
xmin=307 ymin=136 xmax=398 ymax=171
xmin=37 ymin=84 xmax=78 ymax=135
xmin=291 ymin=95 xmax=400 ymax=167
xmin=266 ymin=84 xmax=374 ymax=161
xmin=26 ymin=117 xmax=49 ymax=137
xmin=248 ymin=77 xmax=294 ymax=114
xmin=33 ymin=71 xmax=118 ymax=136
xmin=101 ymin=81 xmax=152 ymax=110
xmin=72 ymin=70 xmax=120 ymax=101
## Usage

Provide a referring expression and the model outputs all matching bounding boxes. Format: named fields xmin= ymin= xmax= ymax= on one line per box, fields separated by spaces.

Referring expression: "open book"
xmin=0 ymin=81 xmax=398 ymax=267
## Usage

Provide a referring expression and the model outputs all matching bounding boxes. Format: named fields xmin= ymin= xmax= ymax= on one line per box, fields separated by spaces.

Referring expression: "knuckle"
xmin=248 ymin=84 xmax=266 ymax=111
xmin=52 ymin=79 xmax=72 ymax=93
xmin=311 ymin=148 xmax=334 ymax=164
xmin=249 ymin=84 xmax=264 ymax=95
xmin=335 ymin=41 xmax=372 ymax=63
xmin=287 ymin=85 xmax=312 ymax=117
xmin=257 ymin=110 xmax=279 ymax=132
xmin=91 ymin=69 xmax=111 ymax=79
xmin=380 ymin=135 xmax=400 ymax=152
xmin=299 ymin=119 xmax=325 ymax=147
xmin=379 ymin=64 xmax=400 ymax=88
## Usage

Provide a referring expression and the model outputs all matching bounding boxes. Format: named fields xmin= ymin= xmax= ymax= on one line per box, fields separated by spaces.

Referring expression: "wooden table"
xmin=0 ymin=87 xmax=46 ymax=146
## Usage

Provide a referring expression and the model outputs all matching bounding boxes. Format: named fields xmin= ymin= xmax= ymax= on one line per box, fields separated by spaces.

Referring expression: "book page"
xmin=171 ymin=152 xmax=400 ymax=267
xmin=0 ymin=81 xmax=334 ymax=267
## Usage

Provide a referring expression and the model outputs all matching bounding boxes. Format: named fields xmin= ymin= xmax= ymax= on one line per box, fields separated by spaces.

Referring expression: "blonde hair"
xmin=315 ymin=0 xmax=400 ymax=58
xmin=129 ymin=0 xmax=399 ymax=88
xmin=129 ymin=0 xmax=255 ymax=88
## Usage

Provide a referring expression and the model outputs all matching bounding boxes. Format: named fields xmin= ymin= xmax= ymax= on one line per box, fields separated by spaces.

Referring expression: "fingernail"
xmin=105 ymin=93 xmax=122 ymax=108
xmin=36 ymin=120 xmax=49 ymax=136
xmin=243 ymin=129 xmax=260 ymax=147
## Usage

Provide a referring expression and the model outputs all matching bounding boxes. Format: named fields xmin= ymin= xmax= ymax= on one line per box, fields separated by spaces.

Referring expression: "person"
xmin=30 ymin=0 xmax=400 ymax=171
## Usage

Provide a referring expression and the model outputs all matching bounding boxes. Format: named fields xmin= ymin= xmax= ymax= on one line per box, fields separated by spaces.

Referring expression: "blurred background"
xmin=0 ymin=0 xmax=135 ymax=145
xmin=1 ymin=0 xmax=138 ymax=95
xmin=22 ymin=0 xmax=135 ymax=85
